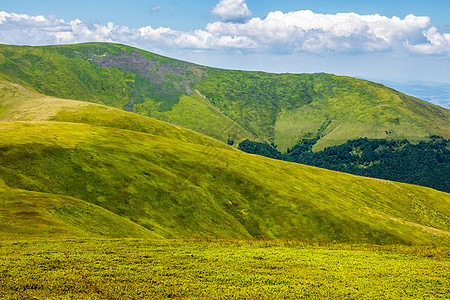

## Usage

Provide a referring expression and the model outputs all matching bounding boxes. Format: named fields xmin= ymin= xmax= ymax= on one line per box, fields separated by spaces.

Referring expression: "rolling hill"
xmin=0 ymin=43 xmax=448 ymax=151
xmin=0 ymin=81 xmax=448 ymax=244
xmin=0 ymin=187 xmax=159 ymax=239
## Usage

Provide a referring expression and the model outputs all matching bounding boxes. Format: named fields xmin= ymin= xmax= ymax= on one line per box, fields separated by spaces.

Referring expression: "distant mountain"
xmin=0 ymin=43 xmax=448 ymax=152
xmin=0 ymin=81 xmax=448 ymax=244
xmin=376 ymin=80 xmax=450 ymax=109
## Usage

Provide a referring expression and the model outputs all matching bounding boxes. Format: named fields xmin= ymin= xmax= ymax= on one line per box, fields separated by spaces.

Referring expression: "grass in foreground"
xmin=0 ymin=239 xmax=448 ymax=299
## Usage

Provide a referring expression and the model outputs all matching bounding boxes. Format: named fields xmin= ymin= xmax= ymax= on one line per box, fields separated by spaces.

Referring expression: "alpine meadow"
xmin=0 ymin=42 xmax=449 ymax=299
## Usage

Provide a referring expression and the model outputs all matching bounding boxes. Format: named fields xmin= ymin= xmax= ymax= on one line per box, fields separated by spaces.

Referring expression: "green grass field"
xmin=0 ymin=81 xmax=229 ymax=149
xmin=0 ymin=187 xmax=159 ymax=239
xmin=0 ymin=239 xmax=448 ymax=299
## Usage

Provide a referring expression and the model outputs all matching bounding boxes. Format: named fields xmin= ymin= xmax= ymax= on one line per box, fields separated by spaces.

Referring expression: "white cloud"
xmin=406 ymin=27 xmax=450 ymax=54
xmin=206 ymin=11 xmax=432 ymax=53
xmin=0 ymin=11 xmax=123 ymax=44
xmin=150 ymin=6 xmax=162 ymax=13
xmin=0 ymin=9 xmax=448 ymax=56
xmin=211 ymin=0 xmax=252 ymax=23
xmin=0 ymin=11 xmax=47 ymax=24
xmin=138 ymin=26 xmax=174 ymax=40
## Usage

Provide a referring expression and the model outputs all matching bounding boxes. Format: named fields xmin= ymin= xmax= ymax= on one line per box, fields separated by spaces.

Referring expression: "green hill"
xmin=198 ymin=70 xmax=450 ymax=150
xmin=0 ymin=84 xmax=448 ymax=244
xmin=0 ymin=81 xmax=229 ymax=149
xmin=0 ymin=187 xmax=160 ymax=239
xmin=0 ymin=43 xmax=448 ymax=150
xmin=1 ymin=120 xmax=449 ymax=244
xmin=0 ymin=44 xmax=449 ymax=244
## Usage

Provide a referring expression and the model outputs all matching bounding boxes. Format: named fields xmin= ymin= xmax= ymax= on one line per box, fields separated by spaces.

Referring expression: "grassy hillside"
xmin=197 ymin=70 xmax=449 ymax=150
xmin=0 ymin=45 xmax=448 ymax=244
xmin=0 ymin=117 xmax=448 ymax=243
xmin=0 ymin=43 xmax=253 ymax=144
xmin=0 ymin=187 xmax=159 ymax=239
xmin=238 ymin=137 xmax=450 ymax=193
xmin=0 ymin=81 xmax=231 ymax=149
xmin=0 ymin=43 xmax=448 ymax=149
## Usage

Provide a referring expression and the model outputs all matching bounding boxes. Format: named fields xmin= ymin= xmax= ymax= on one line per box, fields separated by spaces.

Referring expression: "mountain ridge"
xmin=0 ymin=44 xmax=449 ymax=244
xmin=0 ymin=42 xmax=448 ymax=150
xmin=0 ymin=84 xmax=448 ymax=244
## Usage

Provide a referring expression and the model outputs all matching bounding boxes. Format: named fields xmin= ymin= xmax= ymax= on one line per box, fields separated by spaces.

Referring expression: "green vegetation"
xmin=197 ymin=71 xmax=449 ymax=151
xmin=0 ymin=80 xmax=449 ymax=243
xmin=0 ymin=239 xmax=448 ymax=299
xmin=238 ymin=139 xmax=282 ymax=160
xmin=0 ymin=119 xmax=449 ymax=243
xmin=0 ymin=43 xmax=448 ymax=149
xmin=0 ymin=44 xmax=134 ymax=108
xmin=285 ymin=136 xmax=450 ymax=193
xmin=0 ymin=43 xmax=208 ymax=112
xmin=148 ymin=92 xmax=255 ymax=143
xmin=238 ymin=137 xmax=450 ymax=193
xmin=0 ymin=43 xmax=253 ymax=144
xmin=196 ymin=70 xmax=318 ymax=142
xmin=1 ymin=43 xmax=449 ymax=299
xmin=0 ymin=81 xmax=228 ymax=149
xmin=0 ymin=44 xmax=449 ymax=244
xmin=0 ymin=187 xmax=158 ymax=239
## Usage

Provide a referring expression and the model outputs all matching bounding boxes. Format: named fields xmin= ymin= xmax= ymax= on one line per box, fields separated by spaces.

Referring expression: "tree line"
xmin=238 ymin=136 xmax=450 ymax=193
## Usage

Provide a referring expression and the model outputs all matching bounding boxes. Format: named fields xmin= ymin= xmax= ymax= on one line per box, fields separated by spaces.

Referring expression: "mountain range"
xmin=0 ymin=43 xmax=448 ymax=151
xmin=0 ymin=43 xmax=448 ymax=244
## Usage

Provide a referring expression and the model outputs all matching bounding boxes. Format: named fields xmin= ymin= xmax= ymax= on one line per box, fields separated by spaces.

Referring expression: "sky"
xmin=1 ymin=0 xmax=450 ymax=88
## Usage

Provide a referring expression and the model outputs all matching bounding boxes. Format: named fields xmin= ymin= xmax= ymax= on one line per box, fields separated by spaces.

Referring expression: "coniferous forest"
xmin=238 ymin=136 xmax=450 ymax=193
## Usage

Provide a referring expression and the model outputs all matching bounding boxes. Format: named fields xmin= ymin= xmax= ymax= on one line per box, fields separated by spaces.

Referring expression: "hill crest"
xmin=0 ymin=44 xmax=449 ymax=244
xmin=0 ymin=42 xmax=448 ymax=150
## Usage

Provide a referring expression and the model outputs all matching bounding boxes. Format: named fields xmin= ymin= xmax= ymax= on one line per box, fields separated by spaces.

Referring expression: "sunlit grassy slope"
xmin=0 ymin=81 xmax=229 ymax=149
xmin=0 ymin=187 xmax=159 ymax=239
xmin=0 ymin=90 xmax=448 ymax=244
xmin=0 ymin=43 xmax=448 ymax=149
xmin=197 ymin=70 xmax=450 ymax=151
xmin=0 ymin=43 xmax=253 ymax=144
xmin=0 ymin=51 xmax=449 ymax=244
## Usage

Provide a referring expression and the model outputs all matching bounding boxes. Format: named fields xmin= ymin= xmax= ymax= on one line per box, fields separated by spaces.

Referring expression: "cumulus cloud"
xmin=406 ymin=27 xmax=450 ymax=54
xmin=0 ymin=9 xmax=448 ymax=56
xmin=0 ymin=10 xmax=256 ymax=50
xmin=206 ymin=11 xmax=432 ymax=53
xmin=0 ymin=11 xmax=120 ymax=44
xmin=211 ymin=0 xmax=252 ymax=23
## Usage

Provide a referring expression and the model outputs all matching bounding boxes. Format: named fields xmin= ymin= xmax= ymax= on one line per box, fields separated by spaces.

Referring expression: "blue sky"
xmin=2 ymin=1 xmax=450 ymax=30
xmin=1 ymin=0 xmax=450 ymax=88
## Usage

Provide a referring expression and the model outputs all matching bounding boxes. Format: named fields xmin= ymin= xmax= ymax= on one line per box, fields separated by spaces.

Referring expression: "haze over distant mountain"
xmin=376 ymin=80 xmax=450 ymax=109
